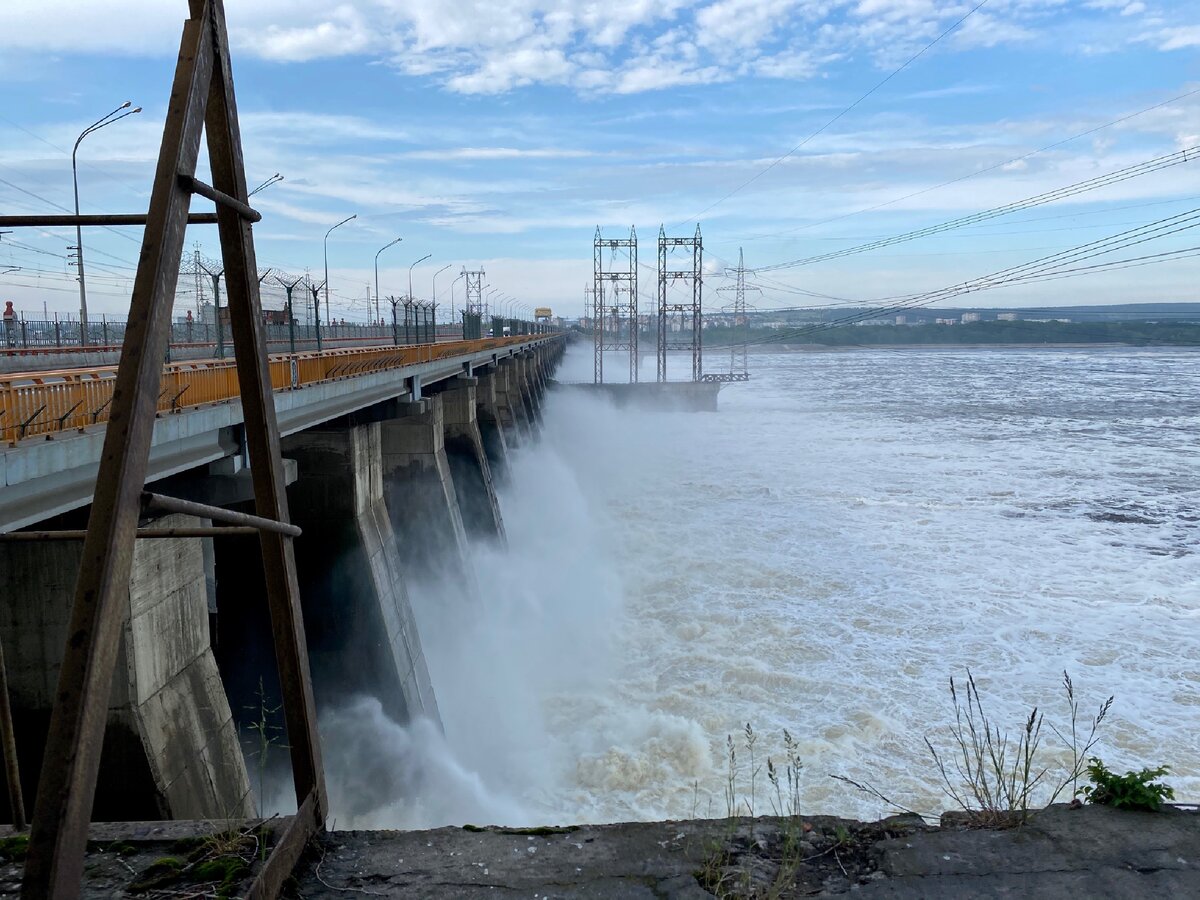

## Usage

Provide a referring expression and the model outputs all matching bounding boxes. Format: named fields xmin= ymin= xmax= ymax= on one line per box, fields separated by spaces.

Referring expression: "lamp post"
xmin=323 ymin=213 xmax=356 ymax=341
xmin=448 ymin=271 xmax=465 ymax=324
xmin=408 ymin=253 xmax=431 ymax=307
xmin=73 ymin=101 xmax=141 ymax=344
xmin=374 ymin=236 xmax=402 ymax=328
xmin=407 ymin=253 xmax=431 ymax=342
xmin=249 ymin=173 xmax=283 ymax=196
xmin=431 ymin=264 xmax=451 ymax=341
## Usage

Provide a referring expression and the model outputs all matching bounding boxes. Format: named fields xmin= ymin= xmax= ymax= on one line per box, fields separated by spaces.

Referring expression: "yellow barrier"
xmin=0 ymin=335 xmax=546 ymax=446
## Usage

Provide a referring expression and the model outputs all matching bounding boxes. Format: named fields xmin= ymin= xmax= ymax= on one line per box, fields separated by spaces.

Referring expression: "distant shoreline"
xmin=755 ymin=342 xmax=1199 ymax=352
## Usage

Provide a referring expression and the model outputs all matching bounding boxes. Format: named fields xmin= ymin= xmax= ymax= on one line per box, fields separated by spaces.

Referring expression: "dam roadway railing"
xmin=0 ymin=334 xmax=542 ymax=446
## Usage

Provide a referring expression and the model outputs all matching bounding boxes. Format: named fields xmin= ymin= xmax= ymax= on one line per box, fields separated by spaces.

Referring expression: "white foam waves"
xmin=323 ymin=344 xmax=1200 ymax=828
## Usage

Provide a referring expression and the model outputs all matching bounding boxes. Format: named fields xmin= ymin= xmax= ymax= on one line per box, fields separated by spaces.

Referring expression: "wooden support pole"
xmin=0 ymin=636 xmax=25 ymax=831
xmin=0 ymin=527 xmax=265 ymax=541
xmin=196 ymin=0 xmax=326 ymax=824
xmin=0 ymin=214 xmax=220 ymax=227
xmin=141 ymin=491 xmax=302 ymax=536
xmin=21 ymin=12 xmax=215 ymax=899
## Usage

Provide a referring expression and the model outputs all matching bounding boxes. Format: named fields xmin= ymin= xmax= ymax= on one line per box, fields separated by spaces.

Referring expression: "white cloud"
xmin=1156 ymin=25 xmax=1200 ymax=49
xmin=401 ymin=147 xmax=593 ymax=160
xmin=0 ymin=0 xmax=1127 ymax=97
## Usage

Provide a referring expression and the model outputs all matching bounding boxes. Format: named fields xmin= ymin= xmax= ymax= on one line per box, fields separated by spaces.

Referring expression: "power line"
xmin=736 ymin=207 xmax=1200 ymax=346
xmin=735 ymin=85 xmax=1200 ymax=244
xmin=753 ymin=146 xmax=1199 ymax=273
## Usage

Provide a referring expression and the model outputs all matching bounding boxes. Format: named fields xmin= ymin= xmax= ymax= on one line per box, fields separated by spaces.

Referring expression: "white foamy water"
xmin=326 ymin=343 xmax=1200 ymax=827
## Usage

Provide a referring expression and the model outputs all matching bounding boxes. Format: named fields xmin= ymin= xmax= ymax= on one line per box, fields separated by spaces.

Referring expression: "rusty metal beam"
xmin=0 ymin=214 xmax=220 ymax=227
xmin=196 ymin=0 xmax=326 ymax=830
xmin=21 ymin=10 xmax=215 ymax=898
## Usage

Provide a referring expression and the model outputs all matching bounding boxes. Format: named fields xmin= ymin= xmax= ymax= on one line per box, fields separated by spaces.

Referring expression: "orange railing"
xmin=0 ymin=335 xmax=545 ymax=445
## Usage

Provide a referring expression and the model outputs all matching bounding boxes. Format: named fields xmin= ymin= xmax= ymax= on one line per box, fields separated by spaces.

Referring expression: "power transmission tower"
xmin=593 ymin=227 xmax=637 ymax=384
xmin=657 ymin=224 xmax=702 ymax=382
xmin=461 ymin=268 xmax=485 ymax=339
xmin=462 ymin=268 xmax=485 ymax=317
xmin=714 ymin=247 xmax=755 ymax=382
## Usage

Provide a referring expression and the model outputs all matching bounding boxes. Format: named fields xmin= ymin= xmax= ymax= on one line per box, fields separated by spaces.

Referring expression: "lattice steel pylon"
xmin=14 ymin=2 xmax=325 ymax=897
xmin=656 ymin=224 xmax=703 ymax=382
xmin=462 ymin=268 xmax=486 ymax=318
xmin=713 ymin=246 xmax=755 ymax=382
xmin=593 ymin=226 xmax=637 ymax=384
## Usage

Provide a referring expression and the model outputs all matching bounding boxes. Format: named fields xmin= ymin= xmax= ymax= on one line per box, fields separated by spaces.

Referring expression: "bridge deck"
xmin=0 ymin=334 xmax=552 ymax=531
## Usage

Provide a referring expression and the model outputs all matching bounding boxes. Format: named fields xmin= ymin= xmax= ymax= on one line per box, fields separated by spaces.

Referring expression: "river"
xmin=323 ymin=343 xmax=1200 ymax=828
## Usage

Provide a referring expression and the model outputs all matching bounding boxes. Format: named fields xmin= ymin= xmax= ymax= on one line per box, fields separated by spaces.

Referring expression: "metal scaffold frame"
xmin=3 ymin=2 xmax=326 ymax=896
xmin=657 ymin=224 xmax=703 ymax=382
xmin=592 ymin=227 xmax=638 ymax=384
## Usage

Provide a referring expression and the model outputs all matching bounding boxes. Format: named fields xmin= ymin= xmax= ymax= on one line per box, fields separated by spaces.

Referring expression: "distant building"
xmin=895 ymin=315 xmax=907 ymax=325
xmin=996 ymin=312 xmax=1018 ymax=321
xmin=961 ymin=312 xmax=981 ymax=323
xmin=935 ymin=317 xmax=957 ymax=325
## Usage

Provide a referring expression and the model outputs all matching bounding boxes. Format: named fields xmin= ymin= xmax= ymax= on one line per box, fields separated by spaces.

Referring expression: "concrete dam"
xmin=0 ymin=334 xmax=565 ymax=826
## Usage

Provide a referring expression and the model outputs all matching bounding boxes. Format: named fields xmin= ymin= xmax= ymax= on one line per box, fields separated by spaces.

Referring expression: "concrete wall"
xmin=380 ymin=396 xmax=473 ymax=592
xmin=0 ymin=514 xmax=252 ymax=821
xmin=436 ymin=378 xmax=506 ymax=543
xmin=283 ymin=424 xmax=440 ymax=727
xmin=473 ymin=371 xmax=510 ymax=483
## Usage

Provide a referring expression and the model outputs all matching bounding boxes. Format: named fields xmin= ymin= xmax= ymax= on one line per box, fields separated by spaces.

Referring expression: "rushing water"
xmin=325 ymin=343 xmax=1200 ymax=828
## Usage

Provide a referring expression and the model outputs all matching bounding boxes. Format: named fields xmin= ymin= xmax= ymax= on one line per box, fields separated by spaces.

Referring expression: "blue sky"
xmin=1 ymin=0 xmax=1198 ymax=322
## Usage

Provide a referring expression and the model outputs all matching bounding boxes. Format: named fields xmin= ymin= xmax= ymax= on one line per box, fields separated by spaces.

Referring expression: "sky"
xmin=0 ymin=0 xmax=1198 ymax=323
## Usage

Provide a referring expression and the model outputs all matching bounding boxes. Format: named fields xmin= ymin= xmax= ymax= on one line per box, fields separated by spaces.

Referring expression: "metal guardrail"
xmin=0 ymin=334 xmax=545 ymax=446
xmin=0 ymin=319 xmax=480 ymax=356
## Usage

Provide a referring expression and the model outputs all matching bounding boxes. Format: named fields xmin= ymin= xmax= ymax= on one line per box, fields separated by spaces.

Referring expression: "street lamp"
xmin=448 ymin=271 xmax=465 ymax=322
xmin=375 ymin=236 xmax=403 ymax=325
xmin=73 ymin=101 xmax=141 ymax=344
xmin=408 ymin=253 xmax=431 ymax=306
xmin=249 ymin=173 xmax=283 ymax=196
xmin=431 ymin=264 xmax=451 ymax=337
xmin=323 ymin=213 xmax=356 ymax=338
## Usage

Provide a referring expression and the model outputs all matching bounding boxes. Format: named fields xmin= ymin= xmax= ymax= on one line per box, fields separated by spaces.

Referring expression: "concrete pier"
xmin=0 ymin=515 xmax=252 ymax=821
xmin=493 ymin=359 xmax=532 ymax=441
xmin=518 ymin=355 xmax=542 ymax=427
xmin=380 ymin=397 xmax=472 ymax=590
xmin=473 ymin=370 xmax=511 ymax=483
xmin=435 ymin=378 xmax=506 ymax=543
xmin=283 ymin=424 xmax=440 ymax=726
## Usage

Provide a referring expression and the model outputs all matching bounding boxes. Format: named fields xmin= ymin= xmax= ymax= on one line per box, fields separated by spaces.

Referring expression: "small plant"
xmin=244 ymin=677 xmax=287 ymax=823
xmin=1079 ymin=758 xmax=1175 ymax=811
xmin=924 ymin=669 xmax=1112 ymax=825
